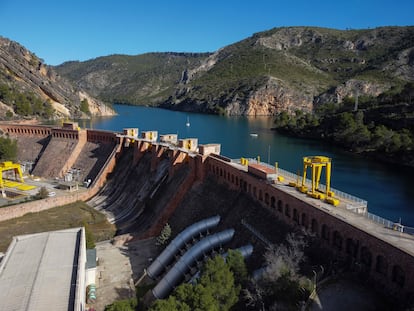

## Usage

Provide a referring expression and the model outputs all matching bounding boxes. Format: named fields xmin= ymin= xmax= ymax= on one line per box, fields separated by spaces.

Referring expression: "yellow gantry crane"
xmin=297 ymin=156 xmax=339 ymax=206
xmin=0 ymin=161 xmax=24 ymax=186
xmin=0 ymin=161 xmax=24 ymax=196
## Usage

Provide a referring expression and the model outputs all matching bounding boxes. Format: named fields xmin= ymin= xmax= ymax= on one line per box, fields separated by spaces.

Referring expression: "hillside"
xmin=0 ymin=36 xmax=114 ymax=120
xmin=56 ymin=52 xmax=211 ymax=106
xmin=56 ymin=26 xmax=414 ymax=116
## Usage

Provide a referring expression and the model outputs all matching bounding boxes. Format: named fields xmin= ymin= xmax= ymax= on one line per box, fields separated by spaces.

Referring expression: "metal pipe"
xmin=147 ymin=215 xmax=221 ymax=279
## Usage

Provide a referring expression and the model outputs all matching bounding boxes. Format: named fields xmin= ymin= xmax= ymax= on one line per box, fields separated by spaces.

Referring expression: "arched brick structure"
xmin=206 ymin=155 xmax=414 ymax=303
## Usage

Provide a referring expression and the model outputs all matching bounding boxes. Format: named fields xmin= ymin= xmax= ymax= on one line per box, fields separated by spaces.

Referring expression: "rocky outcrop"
xmin=225 ymin=77 xmax=312 ymax=116
xmin=0 ymin=36 xmax=115 ymax=119
xmin=316 ymin=79 xmax=392 ymax=105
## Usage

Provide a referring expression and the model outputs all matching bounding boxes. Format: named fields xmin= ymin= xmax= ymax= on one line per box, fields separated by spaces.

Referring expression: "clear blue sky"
xmin=1 ymin=0 xmax=413 ymax=65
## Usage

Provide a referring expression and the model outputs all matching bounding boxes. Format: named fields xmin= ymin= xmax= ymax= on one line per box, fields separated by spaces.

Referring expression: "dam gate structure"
xmin=0 ymin=123 xmax=414 ymax=305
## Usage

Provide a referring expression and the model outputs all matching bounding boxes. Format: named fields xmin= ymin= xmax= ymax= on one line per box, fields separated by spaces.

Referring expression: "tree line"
xmin=273 ymin=82 xmax=414 ymax=159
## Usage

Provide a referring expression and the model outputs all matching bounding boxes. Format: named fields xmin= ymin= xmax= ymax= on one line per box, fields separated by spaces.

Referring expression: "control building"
xmin=0 ymin=228 xmax=88 ymax=311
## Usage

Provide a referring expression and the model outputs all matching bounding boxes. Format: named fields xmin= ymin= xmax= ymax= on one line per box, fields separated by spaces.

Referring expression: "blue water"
xmin=77 ymin=104 xmax=414 ymax=227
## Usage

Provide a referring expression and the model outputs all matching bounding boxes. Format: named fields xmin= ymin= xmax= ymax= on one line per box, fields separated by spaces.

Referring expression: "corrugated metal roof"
xmin=0 ymin=228 xmax=83 ymax=311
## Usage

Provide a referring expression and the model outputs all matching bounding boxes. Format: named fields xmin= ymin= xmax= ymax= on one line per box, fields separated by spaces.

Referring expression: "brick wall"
xmin=206 ymin=156 xmax=414 ymax=302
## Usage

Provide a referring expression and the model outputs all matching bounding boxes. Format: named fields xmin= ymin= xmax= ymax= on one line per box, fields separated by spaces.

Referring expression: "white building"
xmin=0 ymin=227 xmax=88 ymax=311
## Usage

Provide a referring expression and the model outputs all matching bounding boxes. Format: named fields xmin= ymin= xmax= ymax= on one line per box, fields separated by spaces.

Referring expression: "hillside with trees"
xmin=273 ymin=82 xmax=414 ymax=165
xmin=0 ymin=36 xmax=114 ymax=120
xmin=56 ymin=26 xmax=414 ymax=117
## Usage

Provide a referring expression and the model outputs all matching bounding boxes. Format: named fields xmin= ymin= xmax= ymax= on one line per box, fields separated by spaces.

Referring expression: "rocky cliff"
xmin=0 ymin=36 xmax=115 ymax=120
xmin=56 ymin=26 xmax=414 ymax=116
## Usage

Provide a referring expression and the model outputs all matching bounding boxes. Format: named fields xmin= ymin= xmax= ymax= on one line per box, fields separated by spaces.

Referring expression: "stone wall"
xmin=0 ymin=124 xmax=52 ymax=137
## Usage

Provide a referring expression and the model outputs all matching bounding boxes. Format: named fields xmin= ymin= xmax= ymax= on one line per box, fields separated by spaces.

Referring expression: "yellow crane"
xmin=298 ymin=156 xmax=339 ymax=206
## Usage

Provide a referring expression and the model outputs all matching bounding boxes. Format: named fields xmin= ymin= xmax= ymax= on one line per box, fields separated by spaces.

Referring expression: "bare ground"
xmin=90 ymin=238 xmax=158 ymax=311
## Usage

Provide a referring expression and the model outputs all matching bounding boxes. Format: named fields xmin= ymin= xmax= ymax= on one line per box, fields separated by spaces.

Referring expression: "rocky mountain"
xmin=56 ymin=53 xmax=211 ymax=106
xmin=0 ymin=36 xmax=114 ymax=120
xmin=56 ymin=26 xmax=414 ymax=116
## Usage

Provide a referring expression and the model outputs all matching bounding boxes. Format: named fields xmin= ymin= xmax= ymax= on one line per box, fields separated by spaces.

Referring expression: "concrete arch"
xmin=277 ymin=199 xmax=283 ymax=212
xmin=311 ymin=218 xmax=318 ymax=235
xmin=321 ymin=224 xmax=330 ymax=241
xmin=242 ymin=180 xmax=247 ymax=192
xmin=301 ymin=213 xmax=308 ymax=228
xmin=333 ymin=231 xmax=343 ymax=250
xmin=346 ymin=238 xmax=358 ymax=258
xmin=293 ymin=208 xmax=299 ymax=224
xmin=360 ymin=246 xmax=372 ymax=271
xmin=392 ymin=265 xmax=405 ymax=287
xmin=285 ymin=204 xmax=290 ymax=218
xmin=271 ymin=196 xmax=276 ymax=209
xmin=375 ymin=255 xmax=388 ymax=276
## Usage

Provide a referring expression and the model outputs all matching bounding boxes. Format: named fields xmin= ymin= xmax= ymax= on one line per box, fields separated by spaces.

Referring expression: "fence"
xmin=365 ymin=212 xmax=394 ymax=229
xmin=239 ymin=158 xmax=368 ymax=208
xmin=233 ymin=158 xmax=414 ymax=236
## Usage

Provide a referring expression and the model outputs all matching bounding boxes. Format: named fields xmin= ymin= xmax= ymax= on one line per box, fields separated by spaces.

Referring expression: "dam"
xmin=0 ymin=122 xmax=413 ymax=304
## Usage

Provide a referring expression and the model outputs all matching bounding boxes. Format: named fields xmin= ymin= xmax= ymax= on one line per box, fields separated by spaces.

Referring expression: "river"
xmin=76 ymin=104 xmax=414 ymax=227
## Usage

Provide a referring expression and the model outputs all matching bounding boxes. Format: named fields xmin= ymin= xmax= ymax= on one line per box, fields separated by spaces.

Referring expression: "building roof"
xmin=0 ymin=227 xmax=84 ymax=311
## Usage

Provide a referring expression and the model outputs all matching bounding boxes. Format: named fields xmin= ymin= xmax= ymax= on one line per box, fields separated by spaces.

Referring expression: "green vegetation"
xmin=0 ymin=201 xmax=116 ymax=252
xmin=156 ymin=222 xmax=171 ymax=246
xmin=36 ymin=186 xmax=49 ymax=199
xmin=56 ymin=53 xmax=211 ymax=106
xmin=0 ymin=83 xmax=54 ymax=118
xmin=104 ymin=298 xmax=138 ymax=311
xmin=273 ymin=82 xmax=414 ymax=162
xmin=80 ymin=98 xmax=90 ymax=115
xmin=149 ymin=253 xmax=245 ymax=311
xmin=0 ymin=136 xmax=17 ymax=161
xmin=57 ymin=26 xmax=414 ymax=116
xmin=244 ymin=233 xmax=312 ymax=310
xmin=84 ymin=221 xmax=96 ymax=249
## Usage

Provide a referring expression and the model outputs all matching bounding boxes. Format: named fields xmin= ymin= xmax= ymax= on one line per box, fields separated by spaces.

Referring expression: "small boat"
xmin=186 ymin=116 xmax=190 ymax=127
xmin=250 ymin=133 xmax=258 ymax=137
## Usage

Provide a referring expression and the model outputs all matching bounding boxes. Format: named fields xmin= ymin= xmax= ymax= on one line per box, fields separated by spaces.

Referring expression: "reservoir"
xmin=77 ymin=104 xmax=414 ymax=227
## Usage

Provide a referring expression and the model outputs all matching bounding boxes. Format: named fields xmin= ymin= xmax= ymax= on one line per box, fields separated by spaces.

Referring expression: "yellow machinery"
xmin=0 ymin=161 xmax=24 ymax=192
xmin=240 ymin=158 xmax=249 ymax=166
xmin=300 ymin=156 xmax=340 ymax=206
xmin=0 ymin=161 xmax=23 ymax=184
xmin=275 ymin=162 xmax=284 ymax=182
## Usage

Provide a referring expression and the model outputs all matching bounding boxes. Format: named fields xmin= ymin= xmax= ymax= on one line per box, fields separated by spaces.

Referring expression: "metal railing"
xmin=242 ymin=158 xmax=367 ymax=208
xmin=233 ymin=158 xmax=414 ymax=236
xmin=365 ymin=212 xmax=394 ymax=229
xmin=364 ymin=212 xmax=414 ymax=235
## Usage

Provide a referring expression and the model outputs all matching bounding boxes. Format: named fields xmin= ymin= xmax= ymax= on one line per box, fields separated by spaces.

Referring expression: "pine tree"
xmin=156 ymin=223 xmax=172 ymax=245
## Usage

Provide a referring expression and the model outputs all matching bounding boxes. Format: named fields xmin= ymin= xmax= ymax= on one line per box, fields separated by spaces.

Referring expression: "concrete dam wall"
xmin=0 ymin=123 xmax=413 ymax=305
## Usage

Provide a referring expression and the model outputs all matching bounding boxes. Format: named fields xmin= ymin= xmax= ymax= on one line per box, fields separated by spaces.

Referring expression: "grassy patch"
xmin=0 ymin=201 xmax=116 ymax=252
